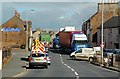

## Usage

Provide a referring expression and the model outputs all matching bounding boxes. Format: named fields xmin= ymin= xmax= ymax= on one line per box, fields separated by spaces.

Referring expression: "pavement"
xmin=91 ymin=62 xmax=120 ymax=72
xmin=2 ymin=49 xmax=29 ymax=78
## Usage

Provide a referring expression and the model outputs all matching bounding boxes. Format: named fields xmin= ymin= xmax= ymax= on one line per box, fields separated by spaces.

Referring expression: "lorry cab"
xmin=72 ymin=34 xmax=88 ymax=51
xmin=70 ymin=48 xmax=96 ymax=63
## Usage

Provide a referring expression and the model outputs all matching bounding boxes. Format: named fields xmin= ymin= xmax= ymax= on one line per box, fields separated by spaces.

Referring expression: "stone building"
xmin=97 ymin=16 xmax=120 ymax=49
xmin=82 ymin=1 xmax=119 ymax=47
xmin=0 ymin=30 xmax=2 ymax=49
xmin=1 ymin=11 xmax=31 ymax=49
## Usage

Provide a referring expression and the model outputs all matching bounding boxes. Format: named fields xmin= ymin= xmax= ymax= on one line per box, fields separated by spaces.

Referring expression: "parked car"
xmin=29 ymin=53 xmax=48 ymax=68
xmin=113 ymin=49 xmax=120 ymax=55
xmin=103 ymin=49 xmax=114 ymax=57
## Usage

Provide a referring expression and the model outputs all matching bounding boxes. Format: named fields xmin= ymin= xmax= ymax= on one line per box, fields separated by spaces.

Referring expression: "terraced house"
xmin=82 ymin=1 xmax=119 ymax=48
xmin=1 ymin=11 xmax=32 ymax=49
xmin=97 ymin=16 xmax=120 ymax=49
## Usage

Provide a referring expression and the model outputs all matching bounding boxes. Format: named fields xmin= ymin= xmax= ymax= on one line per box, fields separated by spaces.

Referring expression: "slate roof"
xmin=98 ymin=15 xmax=120 ymax=29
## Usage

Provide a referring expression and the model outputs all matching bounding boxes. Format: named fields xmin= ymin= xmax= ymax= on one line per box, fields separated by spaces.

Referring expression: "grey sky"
xmin=1 ymin=0 xmax=98 ymax=2
xmin=1 ymin=1 xmax=99 ymax=31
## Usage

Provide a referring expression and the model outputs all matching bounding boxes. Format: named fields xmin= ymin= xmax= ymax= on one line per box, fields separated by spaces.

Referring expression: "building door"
xmin=114 ymin=43 xmax=119 ymax=49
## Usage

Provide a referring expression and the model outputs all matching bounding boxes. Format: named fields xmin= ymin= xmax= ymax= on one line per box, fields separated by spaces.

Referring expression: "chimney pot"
xmin=15 ymin=10 xmax=20 ymax=18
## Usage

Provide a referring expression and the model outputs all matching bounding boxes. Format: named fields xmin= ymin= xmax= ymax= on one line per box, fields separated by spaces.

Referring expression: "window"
xmin=75 ymin=49 xmax=82 ymax=53
xmin=32 ymin=53 xmax=45 ymax=57
xmin=119 ymin=27 xmax=120 ymax=34
xmin=92 ymin=32 xmax=97 ymax=42
xmin=24 ymin=25 xmax=27 ymax=31
xmin=109 ymin=28 xmax=112 ymax=33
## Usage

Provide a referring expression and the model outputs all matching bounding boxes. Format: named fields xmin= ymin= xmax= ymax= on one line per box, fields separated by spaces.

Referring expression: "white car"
xmin=70 ymin=51 xmax=76 ymax=59
xmin=29 ymin=53 xmax=48 ymax=68
xmin=45 ymin=53 xmax=51 ymax=65
xmin=45 ymin=47 xmax=49 ymax=53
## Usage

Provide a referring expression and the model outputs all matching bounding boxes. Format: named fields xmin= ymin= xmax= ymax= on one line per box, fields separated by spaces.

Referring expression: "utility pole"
xmin=26 ymin=11 xmax=28 ymax=51
xmin=26 ymin=10 xmax=35 ymax=51
xmin=101 ymin=0 xmax=104 ymax=66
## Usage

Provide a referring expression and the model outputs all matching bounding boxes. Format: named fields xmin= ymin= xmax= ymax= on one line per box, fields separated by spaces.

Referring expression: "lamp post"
xmin=25 ymin=10 xmax=35 ymax=51
xmin=25 ymin=11 xmax=28 ymax=51
xmin=101 ymin=0 xmax=104 ymax=66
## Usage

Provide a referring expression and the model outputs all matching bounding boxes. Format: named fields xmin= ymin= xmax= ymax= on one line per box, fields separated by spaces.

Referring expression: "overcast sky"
xmin=1 ymin=0 xmax=100 ymax=31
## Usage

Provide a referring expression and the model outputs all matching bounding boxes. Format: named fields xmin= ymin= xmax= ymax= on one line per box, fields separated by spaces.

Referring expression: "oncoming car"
xmin=29 ymin=53 xmax=48 ymax=68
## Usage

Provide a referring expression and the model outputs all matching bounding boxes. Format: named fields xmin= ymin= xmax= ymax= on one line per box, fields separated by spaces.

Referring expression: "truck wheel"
xmin=89 ymin=57 xmax=94 ymax=63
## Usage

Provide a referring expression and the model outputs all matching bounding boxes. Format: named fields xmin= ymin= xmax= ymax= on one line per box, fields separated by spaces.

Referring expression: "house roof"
xmin=1 ymin=15 xmax=24 ymax=28
xmin=98 ymin=15 xmax=120 ymax=29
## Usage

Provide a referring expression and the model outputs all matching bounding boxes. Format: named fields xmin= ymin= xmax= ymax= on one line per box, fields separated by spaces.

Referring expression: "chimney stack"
xmin=15 ymin=10 xmax=20 ymax=18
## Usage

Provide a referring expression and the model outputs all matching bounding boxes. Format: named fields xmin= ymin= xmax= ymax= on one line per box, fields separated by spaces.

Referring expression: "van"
xmin=70 ymin=48 xmax=96 ymax=62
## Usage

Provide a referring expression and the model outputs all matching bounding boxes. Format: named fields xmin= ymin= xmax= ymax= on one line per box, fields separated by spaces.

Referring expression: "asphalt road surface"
xmin=4 ymin=49 xmax=119 ymax=79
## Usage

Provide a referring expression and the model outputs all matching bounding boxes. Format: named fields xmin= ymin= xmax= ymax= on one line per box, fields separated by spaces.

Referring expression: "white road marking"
xmin=64 ymin=64 xmax=67 ymax=66
xmin=60 ymin=54 xmax=79 ymax=78
xmin=13 ymin=68 xmax=28 ymax=77
xmin=62 ymin=61 xmax=64 ymax=64
xmin=67 ymin=66 xmax=71 ymax=69
xmin=76 ymin=75 xmax=79 ymax=79
xmin=74 ymin=72 xmax=78 ymax=76
xmin=71 ymin=68 xmax=75 ymax=72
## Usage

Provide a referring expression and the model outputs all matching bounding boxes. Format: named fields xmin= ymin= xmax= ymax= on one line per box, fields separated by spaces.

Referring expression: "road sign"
xmin=1 ymin=28 xmax=21 ymax=32
xmin=32 ymin=43 xmax=45 ymax=53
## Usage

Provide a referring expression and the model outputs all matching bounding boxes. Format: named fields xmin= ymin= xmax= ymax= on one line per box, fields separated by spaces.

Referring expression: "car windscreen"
xmin=75 ymin=49 xmax=82 ymax=53
xmin=32 ymin=53 xmax=45 ymax=57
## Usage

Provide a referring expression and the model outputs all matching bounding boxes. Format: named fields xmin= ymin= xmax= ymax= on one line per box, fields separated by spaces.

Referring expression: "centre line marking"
xmin=60 ymin=54 xmax=79 ymax=78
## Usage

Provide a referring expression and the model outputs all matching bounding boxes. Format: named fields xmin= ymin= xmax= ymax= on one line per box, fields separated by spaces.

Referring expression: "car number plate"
xmin=36 ymin=59 xmax=41 ymax=61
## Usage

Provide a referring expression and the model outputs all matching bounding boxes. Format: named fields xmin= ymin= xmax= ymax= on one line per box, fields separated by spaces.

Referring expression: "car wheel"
xmin=89 ymin=57 xmax=94 ymax=63
xmin=48 ymin=63 xmax=51 ymax=65
xmin=45 ymin=65 xmax=48 ymax=69
xmin=29 ymin=64 xmax=32 ymax=68
xmin=72 ymin=56 xmax=76 ymax=59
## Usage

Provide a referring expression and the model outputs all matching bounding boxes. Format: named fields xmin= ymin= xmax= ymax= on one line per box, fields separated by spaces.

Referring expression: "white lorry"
xmin=70 ymin=48 xmax=96 ymax=62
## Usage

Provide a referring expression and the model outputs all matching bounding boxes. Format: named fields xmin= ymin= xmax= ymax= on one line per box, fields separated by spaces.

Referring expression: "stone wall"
xmin=89 ymin=3 xmax=118 ymax=47
xmin=2 ymin=16 xmax=26 ymax=48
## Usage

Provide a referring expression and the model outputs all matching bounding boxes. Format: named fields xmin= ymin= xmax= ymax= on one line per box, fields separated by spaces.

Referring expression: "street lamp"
xmin=101 ymin=0 xmax=104 ymax=66
xmin=25 ymin=10 xmax=35 ymax=51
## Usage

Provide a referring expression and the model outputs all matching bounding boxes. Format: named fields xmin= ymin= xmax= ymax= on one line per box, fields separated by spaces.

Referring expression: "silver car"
xmin=45 ymin=53 xmax=51 ymax=65
xmin=29 ymin=53 xmax=48 ymax=68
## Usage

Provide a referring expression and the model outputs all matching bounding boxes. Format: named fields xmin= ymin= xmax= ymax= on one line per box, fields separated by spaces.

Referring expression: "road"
xmin=2 ymin=49 xmax=29 ymax=77
xmin=12 ymin=49 xmax=119 ymax=79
